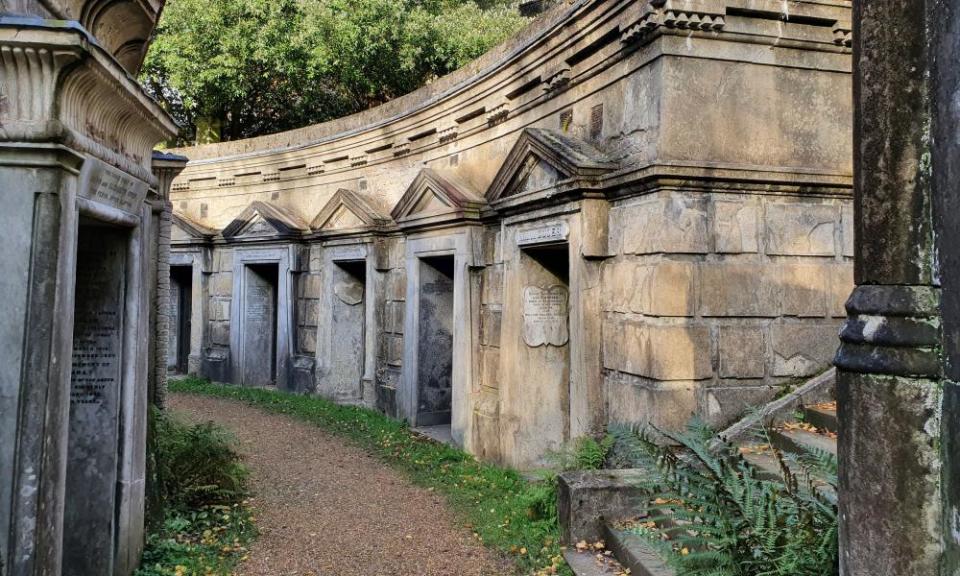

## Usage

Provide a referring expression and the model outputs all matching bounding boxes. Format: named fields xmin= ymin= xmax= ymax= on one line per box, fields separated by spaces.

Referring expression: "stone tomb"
xmin=416 ymin=256 xmax=456 ymax=426
xmin=241 ymin=264 xmax=279 ymax=386
xmin=318 ymin=257 xmax=367 ymax=401
xmin=63 ymin=223 xmax=129 ymax=576
xmin=168 ymin=265 xmax=193 ymax=373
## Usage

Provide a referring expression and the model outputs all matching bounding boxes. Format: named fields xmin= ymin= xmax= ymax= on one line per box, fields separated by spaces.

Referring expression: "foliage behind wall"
xmin=143 ymin=0 xmax=530 ymax=145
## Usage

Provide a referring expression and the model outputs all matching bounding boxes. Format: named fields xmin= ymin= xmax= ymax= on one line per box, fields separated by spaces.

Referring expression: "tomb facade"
xmin=167 ymin=0 xmax=855 ymax=469
xmin=0 ymin=1 xmax=181 ymax=573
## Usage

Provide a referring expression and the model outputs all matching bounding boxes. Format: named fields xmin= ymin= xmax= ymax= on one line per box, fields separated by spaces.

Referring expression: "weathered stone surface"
xmin=482 ymin=265 xmax=503 ymax=305
xmin=765 ymin=203 xmax=837 ymax=256
xmin=829 ymin=264 xmax=855 ymax=318
xmin=718 ymin=326 xmax=765 ymax=378
xmin=210 ymin=273 xmax=233 ymax=296
xmin=622 ymin=196 xmax=710 ymax=255
xmin=387 ymin=269 xmax=407 ymax=301
xmin=241 ymin=265 xmax=278 ymax=386
xmin=386 ymin=334 xmax=404 ymax=367
xmin=771 ymin=323 xmax=841 ymax=377
xmin=299 ymin=273 xmax=323 ymax=299
xmin=698 ymin=384 xmax=779 ymax=428
xmin=605 ymin=373 xmax=697 ymax=432
xmin=481 ymin=307 xmax=502 ymax=347
xmin=841 ymin=202 xmax=855 ymax=258
xmin=780 ymin=263 xmax=828 ymax=317
xmin=700 ymin=263 xmax=778 ymax=317
xmin=416 ymin=259 xmax=455 ymax=425
xmin=299 ymin=327 xmax=318 ymax=355
xmin=557 ymin=470 xmax=650 ymax=545
xmin=481 ymin=347 xmax=500 ymax=388
xmin=210 ymin=321 xmax=231 ymax=346
xmin=714 ymin=198 xmax=759 ymax=254
xmin=63 ymin=228 xmax=126 ymax=576
xmin=616 ymin=320 xmax=713 ymax=381
xmin=632 ymin=262 xmax=696 ymax=317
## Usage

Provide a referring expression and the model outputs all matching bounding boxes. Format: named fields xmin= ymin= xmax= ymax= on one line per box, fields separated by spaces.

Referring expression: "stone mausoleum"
xmin=166 ymin=0 xmax=855 ymax=469
xmin=0 ymin=1 xmax=184 ymax=574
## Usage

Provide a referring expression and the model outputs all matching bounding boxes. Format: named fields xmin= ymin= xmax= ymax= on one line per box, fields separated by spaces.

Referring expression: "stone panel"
xmin=209 ymin=298 xmax=231 ymax=322
xmin=622 ymin=196 xmax=710 ymax=255
xmin=617 ymin=320 xmax=712 ymax=381
xmin=386 ymin=334 xmax=404 ymax=366
xmin=714 ymin=198 xmax=759 ymax=254
xmin=771 ymin=322 xmax=842 ymax=377
xmin=780 ymin=263 xmax=828 ymax=317
xmin=211 ymin=321 xmax=230 ymax=346
xmin=718 ymin=326 xmax=766 ymax=378
xmin=841 ymin=202 xmax=855 ymax=258
xmin=209 ymin=273 xmax=233 ymax=296
xmin=481 ymin=347 xmax=500 ymax=389
xmin=481 ymin=307 xmax=502 ymax=347
xmin=698 ymin=385 xmax=779 ymax=427
xmin=700 ymin=263 xmax=779 ymax=317
xmin=214 ymin=248 xmax=234 ymax=272
xmin=482 ymin=264 xmax=503 ymax=305
xmin=387 ymin=269 xmax=407 ymax=301
xmin=299 ymin=327 xmax=318 ymax=354
xmin=602 ymin=314 xmax=624 ymax=371
xmin=829 ymin=264 xmax=855 ymax=317
xmin=629 ymin=261 xmax=696 ymax=317
xmin=299 ymin=273 xmax=323 ymax=299
xmin=605 ymin=373 xmax=697 ymax=432
xmin=765 ymin=203 xmax=837 ymax=256
xmin=301 ymin=299 xmax=321 ymax=327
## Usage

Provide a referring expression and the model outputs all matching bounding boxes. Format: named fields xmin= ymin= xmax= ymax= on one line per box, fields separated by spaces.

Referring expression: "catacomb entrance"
xmin=63 ymin=221 xmax=129 ymax=576
xmin=326 ymin=259 xmax=367 ymax=399
xmin=168 ymin=265 xmax=192 ymax=373
xmin=416 ymin=255 xmax=455 ymax=429
xmin=514 ymin=242 xmax=571 ymax=463
xmin=242 ymin=263 xmax=279 ymax=386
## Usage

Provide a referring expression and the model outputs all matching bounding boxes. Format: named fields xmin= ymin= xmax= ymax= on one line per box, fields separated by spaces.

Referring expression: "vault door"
xmin=416 ymin=256 xmax=455 ymax=426
xmin=242 ymin=263 xmax=279 ymax=386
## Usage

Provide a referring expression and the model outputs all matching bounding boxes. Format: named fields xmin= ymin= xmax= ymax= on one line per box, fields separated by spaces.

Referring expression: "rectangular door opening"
xmin=516 ymin=243 xmax=571 ymax=464
xmin=242 ymin=263 xmax=279 ymax=387
xmin=63 ymin=221 xmax=129 ymax=576
xmin=416 ymin=255 xmax=455 ymax=431
xmin=168 ymin=265 xmax=192 ymax=374
xmin=329 ymin=260 xmax=366 ymax=400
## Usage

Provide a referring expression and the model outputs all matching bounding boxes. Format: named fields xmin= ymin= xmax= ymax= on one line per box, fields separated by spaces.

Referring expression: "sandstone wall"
xmin=169 ymin=0 xmax=854 ymax=468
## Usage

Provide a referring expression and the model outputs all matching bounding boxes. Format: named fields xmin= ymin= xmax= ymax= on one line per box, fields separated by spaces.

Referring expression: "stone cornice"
xmin=0 ymin=19 xmax=178 ymax=183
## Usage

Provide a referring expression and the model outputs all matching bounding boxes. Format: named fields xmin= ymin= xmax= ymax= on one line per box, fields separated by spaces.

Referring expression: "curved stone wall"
xmin=169 ymin=0 xmax=854 ymax=469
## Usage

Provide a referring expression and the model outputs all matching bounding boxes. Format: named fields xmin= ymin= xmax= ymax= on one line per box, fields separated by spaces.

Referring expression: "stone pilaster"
xmin=837 ymin=0 xmax=959 ymax=573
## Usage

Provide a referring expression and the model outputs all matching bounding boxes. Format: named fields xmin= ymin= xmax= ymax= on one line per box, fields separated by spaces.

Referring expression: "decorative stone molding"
xmin=307 ymin=164 xmax=325 ymax=176
xmin=263 ymin=170 xmax=280 ymax=182
xmin=391 ymin=168 xmax=486 ymax=230
xmin=0 ymin=22 xmax=177 ymax=182
xmin=311 ymin=188 xmax=390 ymax=236
xmin=486 ymin=99 xmax=510 ymax=126
xmin=217 ymin=177 xmax=235 ymax=187
xmin=438 ymin=124 xmax=458 ymax=144
xmin=350 ymin=154 xmax=368 ymax=167
xmin=621 ymin=0 xmax=725 ymax=44
xmin=222 ymin=201 xmax=310 ymax=240
xmin=543 ymin=65 xmax=571 ymax=94
xmin=393 ymin=142 xmax=411 ymax=157
xmin=835 ymin=285 xmax=942 ymax=378
xmin=486 ymin=128 xmax=617 ymax=205
xmin=833 ymin=22 xmax=852 ymax=48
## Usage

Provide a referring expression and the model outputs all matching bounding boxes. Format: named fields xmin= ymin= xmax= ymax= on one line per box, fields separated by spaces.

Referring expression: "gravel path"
xmin=169 ymin=393 xmax=510 ymax=576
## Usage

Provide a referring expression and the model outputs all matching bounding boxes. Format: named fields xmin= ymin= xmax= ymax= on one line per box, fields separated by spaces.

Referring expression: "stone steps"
xmin=565 ymin=376 xmax=839 ymax=576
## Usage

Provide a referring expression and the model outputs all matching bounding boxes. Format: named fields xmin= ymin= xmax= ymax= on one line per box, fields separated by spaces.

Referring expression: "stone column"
xmin=836 ymin=0 xmax=960 ymax=573
xmin=151 ymin=154 xmax=189 ymax=409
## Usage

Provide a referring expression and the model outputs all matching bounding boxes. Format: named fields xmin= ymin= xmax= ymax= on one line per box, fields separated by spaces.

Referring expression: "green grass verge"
xmin=170 ymin=377 xmax=572 ymax=576
xmin=136 ymin=503 xmax=256 ymax=576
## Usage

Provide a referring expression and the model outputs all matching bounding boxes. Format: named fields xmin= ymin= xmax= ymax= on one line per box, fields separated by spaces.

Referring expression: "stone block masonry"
xmin=168 ymin=0 xmax=854 ymax=469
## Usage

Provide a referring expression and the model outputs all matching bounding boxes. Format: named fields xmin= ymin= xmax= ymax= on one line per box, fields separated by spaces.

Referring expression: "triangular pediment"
xmin=222 ymin=201 xmax=309 ymax=239
xmin=391 ymin=169 xmax=486 ymax=229
xmin=311 ymin=189 xmax=389 ymax=235
xmin=486 ymin=128 xmax=618 ymax=203
xmin=172 ymin=213 xmax=215 ymax=243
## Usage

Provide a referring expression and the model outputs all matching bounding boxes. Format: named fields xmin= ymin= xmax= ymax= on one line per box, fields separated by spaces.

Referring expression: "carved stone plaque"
xmin=522 ymin=285 xmax=570 ymax=347
xmin=79 ymin=158 xmax=149 ymax=215
xmin=517 ymin=222 xmax=569 ymax=246
xmin=334 ymin=280 xmax=364 ymax=305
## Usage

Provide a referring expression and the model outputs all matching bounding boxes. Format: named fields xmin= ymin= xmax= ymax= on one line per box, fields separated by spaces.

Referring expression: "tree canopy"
xmin=143 ymin=0 xmax=530 ymax=145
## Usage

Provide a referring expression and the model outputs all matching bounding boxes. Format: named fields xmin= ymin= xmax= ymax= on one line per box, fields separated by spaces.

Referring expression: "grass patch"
xmin=136 ymin=410 xmax=257 ymax=576
xmin=170 ymin=377 xmax=571 ymax=576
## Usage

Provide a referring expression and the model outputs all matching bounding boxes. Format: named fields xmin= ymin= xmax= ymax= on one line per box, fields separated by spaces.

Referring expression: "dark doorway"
xmin=63 ymin=222 xmax=129 ymax=576
xmin=416 ymin=256 xmax=455 ymax=427
xmin=242 ymin=263 xmax=279 ymax=386
xmin=329 ymin=260 xmax=367 ymax=400
xmin=169 ymin=265 xmax=192 ymax=374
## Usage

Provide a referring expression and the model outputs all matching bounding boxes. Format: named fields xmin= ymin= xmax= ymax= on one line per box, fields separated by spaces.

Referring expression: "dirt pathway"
xmin=169 ymin=393 xmax=509 ymax=576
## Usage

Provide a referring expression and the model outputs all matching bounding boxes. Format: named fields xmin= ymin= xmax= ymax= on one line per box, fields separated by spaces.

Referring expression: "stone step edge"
xmin=602 ymin=521 xmax=677 ymax=576
xmin=715 ymin=367 xmax=836 ymax=447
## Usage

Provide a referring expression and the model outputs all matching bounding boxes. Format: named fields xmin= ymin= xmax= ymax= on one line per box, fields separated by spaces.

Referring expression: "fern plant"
xmin=612 ymin=420 xmax=838 ymax=576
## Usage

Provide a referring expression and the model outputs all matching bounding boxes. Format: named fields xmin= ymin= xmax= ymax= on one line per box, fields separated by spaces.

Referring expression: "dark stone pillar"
xmin=838 ymin=0 xmax=960 ymax=573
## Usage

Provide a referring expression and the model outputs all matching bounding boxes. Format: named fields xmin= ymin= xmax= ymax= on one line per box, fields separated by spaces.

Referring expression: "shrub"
xmin=612 ymin=420 xmax=838 ymax=576
xmin=150 ymin=409 xmax=248 ymax=511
